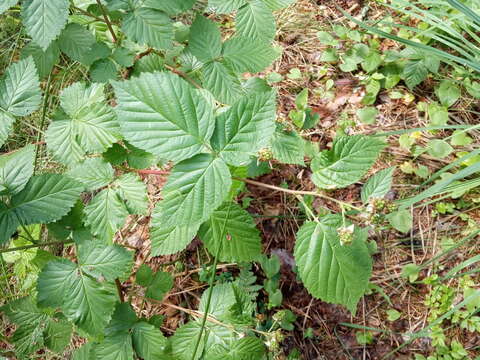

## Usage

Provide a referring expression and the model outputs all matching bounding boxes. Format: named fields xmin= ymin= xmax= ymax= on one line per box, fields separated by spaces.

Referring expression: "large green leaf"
xmin=94 ymin=332 xmax=133 ymax=360
xmin=198 ymin=283 xmax=237 ymax=319
xmin=201 ymin=61 xmax=243 ymax=105
xmin=198 ymin=202 xmax=262 ymax=262
xmin=37 ymin=258 xmax=118 ymax=335
xmin=0 ymin=57 xmax=41 ymax=117
xmin=208 ymin=337 xmax=266 ymax=360
xmin=150 ymin=206 xmax=200 ymax=256
xmin=67 ymin=158 xmax=115 ymax=191
xmin=21 ymin=41 xmax=60 ymax=78
xmin=361 ymin=167 xmax=395 ymax=204
xmin=0 ymin=111 xmax=15 ymax=147
xmin=132 ymin=322 xmax=168 ymax=359
xmin=158 ymin=154 xmax=231 ymax=226
xmin=46 ymin=83 xmax=120 ymax=165
xmin=294 ymin=217 xmax=372 ymax=313
xmin=144 ymin=0 xmax=196 ymax=15
xmin=113 ymin=72 xmax=215 ymax=162
xmin=271 ymin=129 xmax=305 ymax=165
xmin=83 ymin=188 xmax=130 ymax=243
xmin=0 ymin=174 xmax=83 ymax=244
xmin=44 ymin=319 xmax=73 ymax=353
xmin=189 ymin=16 xmax=222 ymax=63
xmin=0 ymin=145 xmax=35 ymax=195
xmin=311 ymin=135 xmax=385 ymax=189
xmin=222 ymin=37 xmax=278 ymax=73
xmin=58 ymin=24 xmax=96 ymax=63
xmin=122 ymin=7 xmax=173 ymax=50
xmin=21 ymin=0 xmax=69 ymax=50
xmin=236 ymin=0 xmax=275 ymax=43
xmin=211 ymin=91 xmax=276 ymax=166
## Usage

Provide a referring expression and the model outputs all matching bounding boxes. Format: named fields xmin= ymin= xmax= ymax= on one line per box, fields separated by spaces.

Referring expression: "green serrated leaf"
xmin=0 ymin=111 xmax=15 ymax=147
xmin=136 ymin=264 xmax=153 ymax=287
xmin=122 ymin=7 xmax=173 ymax=50
xmin=198 ymin=283 xmax=237 ymax=319
xmin=158 ymin=154 xmax=231 ymax=227
xmin=150 ymin=206 xmax=200 ymax=256
xmin=208 ymin=337 xmax=266 ymax=360
xmin=208 ymin=0 xmax=246 ymax=13
xmin=0 ymin=145 xmax=35 ymax=195
xmin=21 ymin=41 xmax=60 ymax=78
xmin=146 ymin=271 xmax=173 ymax=300
xmin=222 ymin=36 xmax=278 ymax=73
xmin=236 ymin=0 xmax=275 ymax=43
xmin=94 ymin=331 xmax=133 ymax=360
xmin=58 ymin=23 xmax=96 ymax=63
xmin=201 ymin=60 xmax=244 ymax=105
xmin=199 ymin=202 xmax=262 ymax=262
xmin=112 ymin=47 xmax=135 ymax=67
xmin=113 ymin=72 xmax=215 ymax=163
xmin=0 ymin=0 xmax=18 ymax=14
xmin=427 ymin=139 xmax=453 ymax=158
xmin=90 ymin=58 xmax=118 ymax=83
xmin=21 ymin=0 xmax=69 ymax=51
xmin=114 ymin=173 xmax=148 ymax=214
xmin=271 ymin=129 xmax=305 ymax=165
xmin=0 ymin=56 xmax=41 ymax=117
xmin=361 ymin=167 xmax=395 ymax=204
xmin=403 ymin=59 xmax=428 ymax=89
xmin=189 ymin=16 xmax=222 ymax=63
xmin=386 ymin=209 xmax=412 ymax=233
xmin=311 ymin=135 xmax=385 ymax=189
xmin=294 ymin=217 xmax=372 ymax=313
xmin=132 ymin=321 xmax=169 ymax=359
xmin=44 ymin=319 xmax=72 ymax=353
xmin=144 ymin=0 xmax=196 ymax=15
xmin=37 ymin=258 xmax=118 ymax=335
xmin=211 ymin=91 xmax=276 ymax=166
xmin=435 ymin=80 xmax=460 ymax=108
xmin=67 ymin=158 xmax=115 ymax=191
xmin=83 ymin=187 xmax=129 ymax=243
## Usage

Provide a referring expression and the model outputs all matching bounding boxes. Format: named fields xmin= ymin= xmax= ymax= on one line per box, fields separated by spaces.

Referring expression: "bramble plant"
xmin=0 ymin=0 xmax=426 ymax=358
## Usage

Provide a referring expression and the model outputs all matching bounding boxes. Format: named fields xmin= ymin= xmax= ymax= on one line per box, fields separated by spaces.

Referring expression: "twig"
xmin=165 ymin=65 xmax=202 ymax=89
xmin=0 ymin=240 xmax=74 ymax=254
xmin=95 ymin=0 xmax=117 ymax=42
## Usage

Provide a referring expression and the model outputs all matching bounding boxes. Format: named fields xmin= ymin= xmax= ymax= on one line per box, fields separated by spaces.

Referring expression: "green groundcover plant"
xmin=0 ymin=0 xmax=405 ymax=358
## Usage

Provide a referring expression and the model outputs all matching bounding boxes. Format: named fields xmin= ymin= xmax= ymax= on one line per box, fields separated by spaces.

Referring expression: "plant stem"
xmin=70 ymin=4 xmax=104 ymax=22
xmin=165 ymin=65 xmax=202 ymax=89
xmin=115 ymin=279 xmax=124 ymax=302
xmin=95 ymin=0 xmax=117 ymax=42
xmin=136 ymin=169 xmax=170 ymax=176
xmin=0 ymin=240 xmax=74 ymax=254
xmin=235 ymin=177 xmax=363 ymax=211
xmin=34 ymin=73 xmax=52 ymax=174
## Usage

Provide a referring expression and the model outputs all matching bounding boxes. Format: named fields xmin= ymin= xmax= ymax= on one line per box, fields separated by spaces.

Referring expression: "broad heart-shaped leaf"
xmin=198 ymin=202 xmax=262 ymax=262
xmin=208 ymin=337 xmax=266 ymax=360
xmin=189 ymin=15 xmax=222 ymax=63
xmin=201 ymin=60 xmax=244 ymax=105
xmin=84 ymin=188 xmax=130 ymax=243
xmin=208 ymin=0 xmax=246 ymax=13
xmin=46 ymin=83 xmax=120 ymax=165
xmin=67 ymin=158 xmax=115 ymax=191
xmin=361 ymin=167 xmax=395 ymax=204
xmin=0 ymin=56 xmax=41 ymax=117
xmin=122 ymin=7 xmax=173 ymax=50
xmin=211 ymin=91 xmax=276 ymax=166
xmin=0 ymin=111 xmax=15 ymax=147
xmin=21 ymin=41 xmax=61 ymax=79
xmin=114 ymin=173 xmax=148 ymax=214
xmin=21 ymin=0 xmax=69 ymax=51
xmin=236 ymin=0 xmax=276 ymax=43
xmin=311 ymin=135 xmax=385 ymax=189
xmin=0 ymin=145 xmax=35 ymax=195
xmin=271 ymin=128 xmax=305 ymax=165
xmin=294 ymin=217 xmax=372 ymax=313
xmin=170 ymin=321 xmax=237 ymax=360
xmin=158 ymin=154 xmax=232 ymax=227
xmin=0 ymin=0 xmax=18 ymax=14
xmin=113 ymin=72 xmax=215 ymax=163
xmin=150 ymin=205 xmax=201 ymax=256
xmin=144 ymin=0 xmax=196 ymax=15
xmin=222 ymin=36 xmax=279 ymax=73
xmin=0 ymin=174 xmax=83 ymax=245
xmin=132 ymin=322 xmax=168 ymax=359
xmin=78 ymin=242 xmax=133 ymax=282
xmin=37 ymin=258 xmax=118 ymax=335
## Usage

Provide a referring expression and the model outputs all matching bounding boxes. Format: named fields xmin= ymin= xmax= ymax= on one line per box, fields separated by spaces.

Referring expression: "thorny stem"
xmin=95 ymin=0 xmax=117 ymax=42
xmin=34 ymin=73 xmax=52 ymax=174
xmin=0 ymin=240 xmax=74 ymax=254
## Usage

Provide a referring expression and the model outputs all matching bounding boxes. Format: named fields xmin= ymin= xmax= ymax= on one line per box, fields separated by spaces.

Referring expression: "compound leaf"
xmin=198 ymin=202 xmax=262 ymax=262
xmin=21 ymin=0 xmax=69 ymax=50
xmin=311 ymin=135 xmax=385 ymax=189
xmin=158 ymin=154 xmax=231 ymax=227
xmin=113 ymin=72 xmax=215 ymax=163
xmin=211 ymin=91 xmax=276 ymax=166
xmin=294 ymin=217 xmax=372 ymax=313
